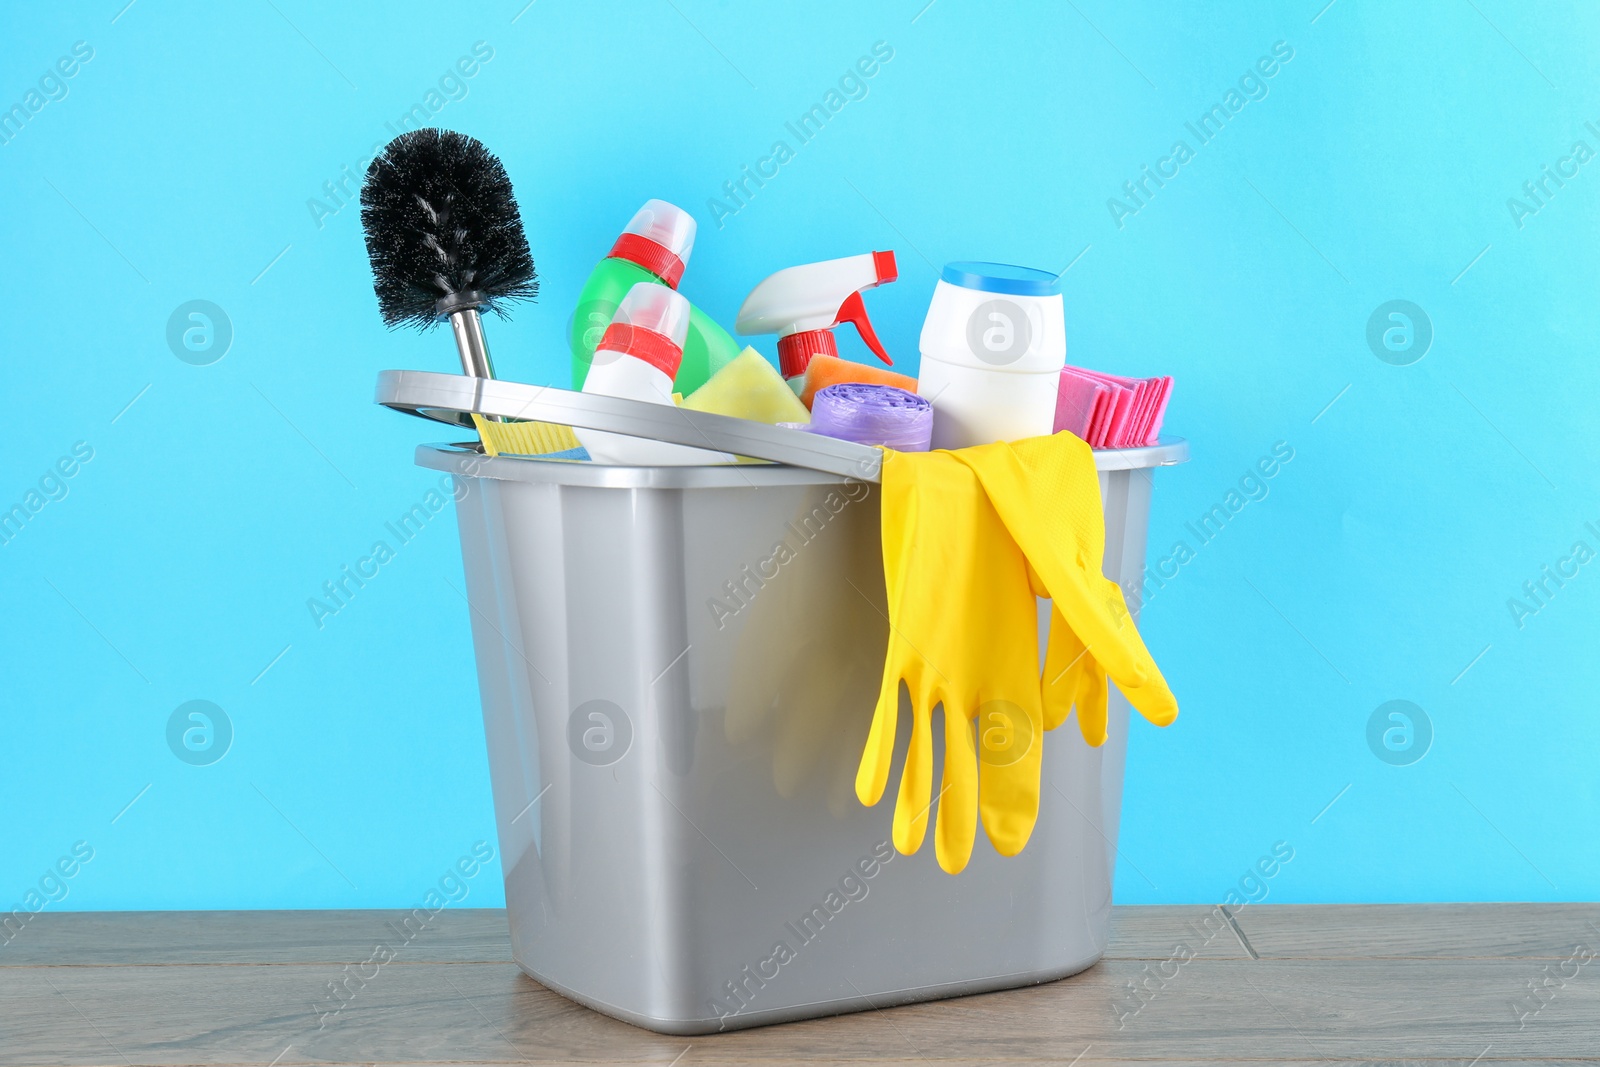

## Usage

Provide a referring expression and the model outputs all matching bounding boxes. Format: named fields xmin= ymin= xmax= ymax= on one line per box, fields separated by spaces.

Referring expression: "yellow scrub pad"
xmin=683 ymin=347 xmax=811 ymax=425
xmin=471 ymin=414 xmax=581 ymax=457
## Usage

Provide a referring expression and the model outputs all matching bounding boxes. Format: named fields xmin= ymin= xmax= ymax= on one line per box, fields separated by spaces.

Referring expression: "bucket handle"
xmin=375 ymin=370 xmax=885 ymax=482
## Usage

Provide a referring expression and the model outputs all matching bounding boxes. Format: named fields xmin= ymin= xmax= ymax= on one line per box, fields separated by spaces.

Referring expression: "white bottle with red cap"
xmin=569 ymin=199 xmax=742 ymax=395
xmin=735 ymin=251 xmax=898 ymax=393
xmin=576 ymin=282 xmax=735 ymax=466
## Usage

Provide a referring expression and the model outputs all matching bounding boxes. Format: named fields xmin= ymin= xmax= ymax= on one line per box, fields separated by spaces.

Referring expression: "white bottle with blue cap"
xmin=917 ymin=261 xmax=1066 ymax=449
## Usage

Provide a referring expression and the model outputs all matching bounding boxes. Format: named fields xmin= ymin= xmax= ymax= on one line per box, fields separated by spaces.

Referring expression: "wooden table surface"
xmin=2 ymin=905 xmax=1597 ymax=1066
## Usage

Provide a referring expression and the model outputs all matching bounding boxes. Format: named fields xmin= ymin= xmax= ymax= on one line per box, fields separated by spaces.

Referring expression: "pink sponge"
xmin=1053 ymin=365 xmax=1172 ymax=448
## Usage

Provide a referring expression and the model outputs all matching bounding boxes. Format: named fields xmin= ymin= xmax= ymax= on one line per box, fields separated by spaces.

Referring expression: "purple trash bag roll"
xmin=808 ymin=383 xmax=933 ymax=451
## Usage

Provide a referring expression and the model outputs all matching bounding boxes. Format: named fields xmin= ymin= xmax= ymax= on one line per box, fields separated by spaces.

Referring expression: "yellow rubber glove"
xmin=854 ymin=450 xmax=1046 ymax=874
xmin=1028 ymin=559 xmax=1109 ymax=741
xmin=952 ymin=434 xmax=1178 ymax=744
xmin=1042 ymin=620 xmax=1112 ymax=743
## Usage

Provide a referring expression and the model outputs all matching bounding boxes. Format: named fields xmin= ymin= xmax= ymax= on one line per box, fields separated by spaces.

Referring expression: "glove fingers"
xmin=831 ymin=650 xmax=883 ymax=819
xmin=855 ymin=667 xmax=904 ymax=806
xmin=1097 ymin=583 xmax=1179 ymax=726
xmin=1044 ymin=602 xmax=1176 ymax=735
xmin=1121 ymin=675 xmax=1179 ymax=727
xmin=1054 ymin=575 xmax=1182 ymax=727
xmin=977 ymin=694 xmax=1043 ymax=856
xmin=1045 ymin=570 xmax=1150 ymax=684
xmin=891 ymin=679 xmax=936 ymax=855
xmin=1074 ymin=663 xmax=1110 ymax=747
xmin=933 ymin=694 xmax=978 ymax=874
xmin=1041 ymin=610 xmax=1088 ymax=732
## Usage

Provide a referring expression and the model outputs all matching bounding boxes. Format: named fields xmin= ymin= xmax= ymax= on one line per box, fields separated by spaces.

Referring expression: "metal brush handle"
xmin=447 ymin=309 xmax=496 ymax=380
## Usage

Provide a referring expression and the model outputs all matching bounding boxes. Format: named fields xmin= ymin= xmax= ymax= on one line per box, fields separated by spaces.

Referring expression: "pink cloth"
xmin=1053 ymin=368 xmax=1109 ymax=441
xmin=1053 ymin=365 xmax=1173 ymax=448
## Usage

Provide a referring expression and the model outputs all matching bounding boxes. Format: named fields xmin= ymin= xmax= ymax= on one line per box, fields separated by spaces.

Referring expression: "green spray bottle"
xmin=569 ymin=199 xmax=740 ymax=393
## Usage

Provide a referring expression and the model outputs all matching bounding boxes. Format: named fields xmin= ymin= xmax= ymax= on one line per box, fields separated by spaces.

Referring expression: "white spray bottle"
xmin=735 ymin=251 xmax=898 ymax=393
xmin=577 ymin=282 xmax=734 ymax=466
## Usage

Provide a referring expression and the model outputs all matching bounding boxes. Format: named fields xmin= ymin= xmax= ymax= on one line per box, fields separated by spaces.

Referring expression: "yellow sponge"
xmin=471 ymin=414 xmax=581 ymax=457
xmin=683 ymin=347 xmax=811 ymax=425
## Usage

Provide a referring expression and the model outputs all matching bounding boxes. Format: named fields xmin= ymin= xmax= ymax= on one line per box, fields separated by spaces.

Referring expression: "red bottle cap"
xmin=778 ymin=330 xmax=839 ymax=379
xmin=609 ymin=233 xmax=687 ymax=289
xmin=609 ymin=200 xmax=696 ymax=288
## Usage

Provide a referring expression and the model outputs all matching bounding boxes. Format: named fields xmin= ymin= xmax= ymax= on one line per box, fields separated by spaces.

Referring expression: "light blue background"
xmin=3 ymin=0 xmax=1595 ymax=911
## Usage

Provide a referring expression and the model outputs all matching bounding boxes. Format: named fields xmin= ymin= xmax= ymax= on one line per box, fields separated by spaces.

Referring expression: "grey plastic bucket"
xmin=417 ymin=438 xmax=1187 ymax=1034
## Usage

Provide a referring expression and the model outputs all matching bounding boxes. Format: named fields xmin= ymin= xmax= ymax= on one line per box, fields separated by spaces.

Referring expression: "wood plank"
xmin=1105 ymin=905 xmax=1253 ymax=960
xmin=0 ymin=909 xmax=514 ymax=967
xmin=1 ymin=955 xmax=1596 ymax=1065
xmin=23 ymin=901 xmax=1580 ymax=971
xmin=0 ymin=907 xmax=1247 ymax=967
xmin=3 ymin=906 xmax=1597 ymax=1065
xmin=1227 ymin=902 xmax=1600 ymax=959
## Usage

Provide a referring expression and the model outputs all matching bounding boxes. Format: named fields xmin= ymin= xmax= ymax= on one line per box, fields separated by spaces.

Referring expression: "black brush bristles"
xmin=360 ymin=129 xmax=537 ymax=330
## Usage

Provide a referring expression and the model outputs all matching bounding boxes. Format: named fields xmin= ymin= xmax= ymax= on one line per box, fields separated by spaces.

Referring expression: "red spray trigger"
xmin=834 ymin=291 xmax=893 ymax=366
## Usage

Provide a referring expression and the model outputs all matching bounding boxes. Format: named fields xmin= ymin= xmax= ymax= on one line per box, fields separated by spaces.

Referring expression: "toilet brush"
xmin=360 ymin=129 xmax=576 ymax=455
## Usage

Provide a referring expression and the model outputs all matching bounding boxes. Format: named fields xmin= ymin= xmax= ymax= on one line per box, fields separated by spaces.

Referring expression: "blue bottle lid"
xmin=941 ymin=261 xmax=1062 ymax=297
